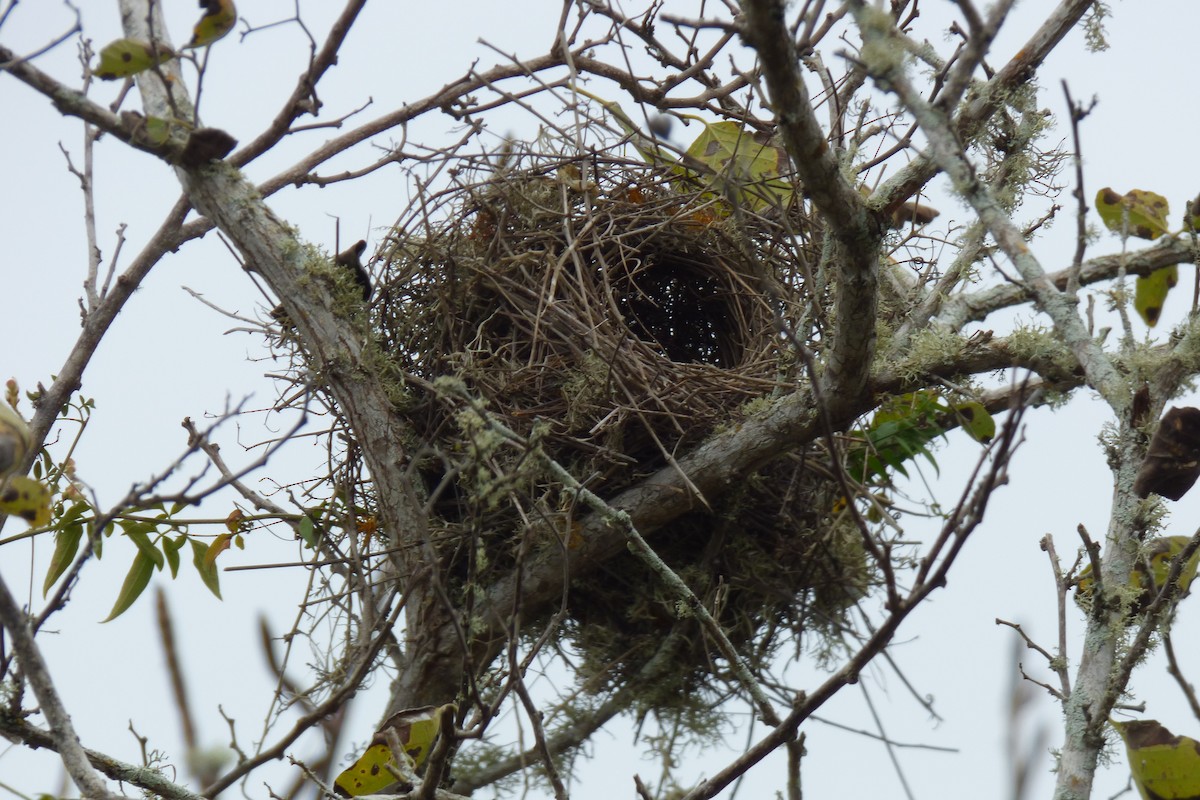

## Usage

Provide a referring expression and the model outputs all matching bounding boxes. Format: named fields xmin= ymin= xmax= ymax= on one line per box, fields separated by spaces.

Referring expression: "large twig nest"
xmin=375 ymin=142 xmax=871 ymax=699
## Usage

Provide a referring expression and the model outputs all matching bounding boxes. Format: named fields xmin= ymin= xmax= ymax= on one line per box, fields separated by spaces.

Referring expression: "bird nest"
xmin=372 ymin=143 xmax=873 ymax=700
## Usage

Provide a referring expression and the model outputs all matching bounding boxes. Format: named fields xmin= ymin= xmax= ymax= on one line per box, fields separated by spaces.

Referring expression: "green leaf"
xmin=954 ymin=401 xmax=996 ymax=443
xmin=1095 ymin=187 xmax=1170 ymax=240
xmin=190 ymin=539 xmax=222 ymax=600
xmin=0 ymin=475 xmax=52 ymax=527
xmin=298 ymin=515 xmax=317 ymax=548
xmin=123 ymin=524 xmax=165 ymax=570
xmin=43 ymin=522 xmax=84 ymax=597
xmin=844 ymin=390 xmax=993 ymax=489
xmin=1112 ymin=719 xmax=1200 ymax=800
xmin=162 ymin=534 xmax=188 ymax=578
xmin=94 ymin=38 xmax=175 ymax=81
xmin=1135 ymin=265 xmax=1179 ymax=327
xmin=102 ymin=550 xmax=156 ymax=622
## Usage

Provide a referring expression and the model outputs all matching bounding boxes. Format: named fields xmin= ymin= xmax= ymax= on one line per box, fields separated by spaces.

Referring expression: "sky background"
xmin=3 ymin=2 xmax=1200 ymax=799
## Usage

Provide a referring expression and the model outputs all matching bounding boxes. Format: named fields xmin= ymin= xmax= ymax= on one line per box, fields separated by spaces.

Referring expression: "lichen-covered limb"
xmin=0 ymin=715 xmax=204 ymax=800
xmin=116 ymin=0 xmax=450 ymax=715
xmin=940 ymin=237 xmax=1196 ymax=330
xmin=850 ymin=5 xmax=1123 ymax=408
xmin=848 ymin=7 xmax=1178 ymax=799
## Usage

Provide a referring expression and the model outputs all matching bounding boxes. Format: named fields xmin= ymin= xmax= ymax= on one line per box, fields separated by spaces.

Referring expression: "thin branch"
xmin=1061 ymin=81 xmax=1097 ymax=293
xmin=0 ymin=578 xmax=120 ymax=798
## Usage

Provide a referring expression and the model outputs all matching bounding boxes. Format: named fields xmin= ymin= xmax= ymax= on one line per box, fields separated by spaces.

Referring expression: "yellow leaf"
xmin=95 ymin=38 xmax=175 ymax=81
xmin=684 ymin=121 xmax=794 ymax=211
xmin=186 ymin=0 xmax=237 ymax=49
xmin=224 ymin=508 xmax=246 ymax=534
xmin=204 ymin=533 xmax=233 ymax=569
xmin=335 ymin=743 xmax=396 ymax=797
xmin=953 ymin=401 xmax=995 ymax=443
xmin=1113 ymin=719 xmax=1200 ymax=800
xmin=0 ymin=476 xmax=51 ymax=527
xmin=1135 ymin=265 xmax=1179 ymax=327
xmin=0 ymin=401 xmax=31 ymax=479
xmin=1075 ymin=536 xmax=1200 ymax=614
xmin=1095 ymin=187 xmax=1170 ymax=240
xmin=334 ymin=705 xmax=451 ymax=797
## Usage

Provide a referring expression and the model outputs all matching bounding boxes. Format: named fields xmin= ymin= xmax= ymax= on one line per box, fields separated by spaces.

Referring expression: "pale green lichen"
xmin=1163 ymin=314 xmax=1200 ymax=379
xmin=561 ymin=351 xmax=613 ymax=428
xmin=856 ymin=5 xmax=908 ymax=79
xmin=893 ymin=325 xmax=967 ymax=380
xmin=738 ymin=394 xmax=776 ymax=420
xmin=294 ymin=242 xmax=373 ymax=322
xmin=1004 ymin=322 xmax=1078 ymax=377
xmin=1084 ymin=1 xmax=1112 ymax=52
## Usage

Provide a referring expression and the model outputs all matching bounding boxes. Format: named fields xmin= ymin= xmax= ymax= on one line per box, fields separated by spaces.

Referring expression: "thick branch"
xmin=471 ymin=331 xmax=1066 ymax=658
xmin=740 ymin=0 xmax=882 ymax=401
xmin=940 ymin=237 xmax=1196 ymax=329
xmin=231 ymin=0 xmax=369 ymax=165
xmin=0 ymin=585 xmax=120 ymax=798
xmin=0 ymin=716 xmax=201 ymax=800
xmin=0 ymin=43 xmax=187 ymax=161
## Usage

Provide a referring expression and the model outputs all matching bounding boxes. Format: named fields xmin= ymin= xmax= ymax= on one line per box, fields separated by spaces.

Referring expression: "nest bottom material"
xmin=566 ymin=460 xmax=870 ymax=700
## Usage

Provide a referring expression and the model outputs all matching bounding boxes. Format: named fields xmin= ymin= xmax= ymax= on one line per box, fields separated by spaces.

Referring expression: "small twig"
xmin=859 ymin=682 xmax=916 ymax=800
xmin=1039 ymin=534 xmax=1074 ymax=697
xmin=511 ymin=678 xmax=567 ymax=800
xmin=413 ymin=705 xmax=457 ymax=800
xmin=807 ymin=714 xmax=957 ymax=752
xmin=995 ymin=618 xmax=1064 ymax=701
xmin=995 ymin=619 xmax=1056 ymax=665
xmin=1061 ymin=81 xmax=1097 ymax=293
xmin=1163 ymin=632 xmax=1200 ymax=722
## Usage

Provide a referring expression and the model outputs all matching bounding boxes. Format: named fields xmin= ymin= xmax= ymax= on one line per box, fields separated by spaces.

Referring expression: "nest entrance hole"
xmin=612 ymin=246 xmax=751 ymax=369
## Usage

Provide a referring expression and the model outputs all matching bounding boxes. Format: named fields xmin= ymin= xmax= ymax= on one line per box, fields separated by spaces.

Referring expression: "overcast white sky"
xmin=3 ymin=2 xmax=1200 ymax=799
